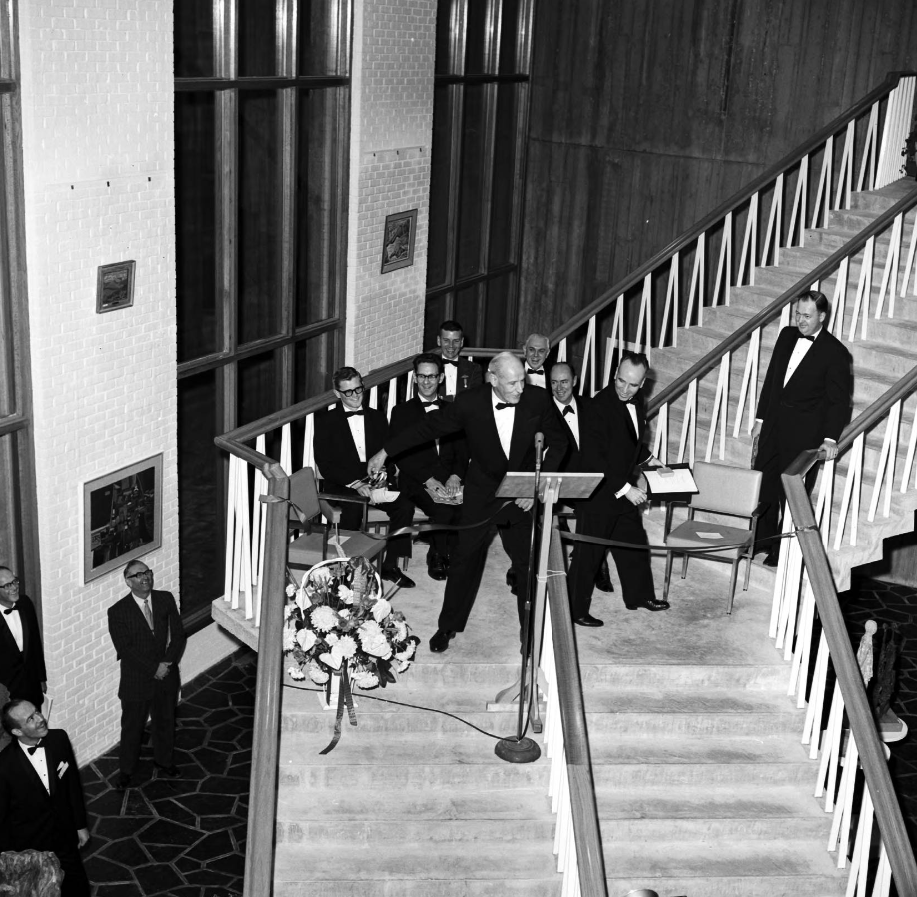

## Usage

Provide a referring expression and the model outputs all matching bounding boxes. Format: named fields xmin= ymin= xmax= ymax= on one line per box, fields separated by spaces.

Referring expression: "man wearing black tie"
xmin=0 ymin=567 xmax=47 ymax=709
xmin=0 ymin=700 xmax=90 ymax=896
xmin=523 ymin=333 xmax=551 ymax=389
xmin=368 ymin=353 xmax=568 ymax=653
xmin=752 ymin=290 xmax=852 ymax=565
xmin=437 ymin=320 xmax=483 ymax=401
xmin=107 ymin=562 xmax=187 ymax=791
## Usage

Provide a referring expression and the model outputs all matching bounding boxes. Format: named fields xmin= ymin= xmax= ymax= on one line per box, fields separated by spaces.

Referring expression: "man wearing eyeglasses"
xmin=314 ymin=366 xmax=416 ymax=588
xmin=390 ymin=354 xmax=468 ymax=580
xmin=0 ymin=567 xmax=47 ymax=710
xmin=107 ymin=562 xmax=186 ymax=792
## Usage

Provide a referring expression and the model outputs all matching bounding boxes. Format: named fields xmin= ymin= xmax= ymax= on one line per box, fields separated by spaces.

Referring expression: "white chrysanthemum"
xmin=391 ymin=620 xmax=408 ymax=641
xmin=285 ymin=583 xmax=297 ymax=597
xmin=309 ymin=566 xmax=333 ymax=587
xmin=338 ymin=608 xmax=351 ymax=620
xmin=371 ymin=598 xmax=392 ymax=623
xmin=282 ymin=627 xmax=297 ymax=652
xmin=337 ymin=635 xmax=358 ymax=659
xmin=395 ymin=659 xmax=412 ymax=673
xmin=308 ymin=660 xmax=330 ymax=684
xmin=358 ymin=619 xmax=383 ymax=640
xmin=296 ymin=629 xmax=317 ymax=651
xmin=325 ymin=632 xmax=340 ymax=646
xmin=287 ymin=665 xmax=306 ymax=681
xmin=338 ymin=585 xmax=354 ymax=605
xmin=396 ymin=641 xmax=416 ymax=661
xmin=351 ymin=669 xmax=379 ymax=689
xmin=311 ymin=605 xmax=339 ymax=633
xmin=284 ymin=603 xmax=298 ymax=621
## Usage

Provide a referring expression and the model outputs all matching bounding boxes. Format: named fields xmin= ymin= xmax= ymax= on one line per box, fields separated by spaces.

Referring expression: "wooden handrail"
xmin=781 ymin=455 xmax=917 ymax=894
xmin=550 ymin=71 xmax=917 ymax=349
xmin=836 ymin=367 xmax=917 ymax=452
xmin=645 ymin=184 xmax=917 ymax=416
xmin=546 ymin=526 xmax=608 ymax=894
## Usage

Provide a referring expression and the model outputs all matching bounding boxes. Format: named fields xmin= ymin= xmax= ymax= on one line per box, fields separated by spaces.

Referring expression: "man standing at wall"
xmin=752 ymin=290 xmax=852 ymax=566
xmin=436 ymin=320 xmax=483 ymax=400
xmin=0 ymin=699 xmax=91 ymax=896
xmin=107 ymin=561 xmax=187 ymax=792
xmin=0 ymin=567 xmax=47 ymax=710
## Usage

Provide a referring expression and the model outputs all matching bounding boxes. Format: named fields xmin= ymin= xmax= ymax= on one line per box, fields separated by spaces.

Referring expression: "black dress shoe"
xmin=594 ymin=560 xmax=615 ymax=593
xmin=505 ymin=567 xmax=516 ymax=588
xmin=573 ymin=613 xmax=604 ymax=627
xmin=636 ymin=597 xmax=670 ymax=612
xmin=154 ymin=763 xmax=181 ymax=778
xmin=116 ymin=773 xmax=132 ymax=792
xmin=763 ymin=550 xmax=780 ymax=568
xmin=381 ymin=567 xmax=416 ymax=588
xmin=427 ymin=552 xmax=447 ymax=581
xmin=429 ymin=629 xmax=456 ymax=652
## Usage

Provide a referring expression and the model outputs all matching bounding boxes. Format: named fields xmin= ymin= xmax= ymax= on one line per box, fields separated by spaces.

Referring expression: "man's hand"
xmin=820 ymin=439 xmax=839 ymax=461
xmin=425 ymin=477 xmax=447 ymax=498
xmin=515 ymin=497 xmax=535 ymax=512
xmin=154 ymin=662 xmax=171 ymax=680
xmin=77 ymin=828 xmax=90 ymax=849
xmin=356 ymin=484 xmax=374 ymax=499
xmin=625 ymin=487 xmax=647 ymax=506
xmin=367 ymin=449 xmax=388 ymax=479
xmin=41 ymin=681 xmax=47 ymax=694
xmin=445 ymin=475 xmax=462 ymax=497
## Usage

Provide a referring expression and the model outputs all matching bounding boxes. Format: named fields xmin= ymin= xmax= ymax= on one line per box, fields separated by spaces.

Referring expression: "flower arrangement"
xmin=283 ymin=556 xmax=419 ymax=690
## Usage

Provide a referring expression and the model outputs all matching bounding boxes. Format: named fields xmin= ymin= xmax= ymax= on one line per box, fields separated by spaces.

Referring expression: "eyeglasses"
xmin=0 ymin=578 xmax=19 ymax=590
xmin=415 ymin=373 xmax=440 ymax=381
xmin=337 ymin=385 xmax=365 ymax=398
xmin=127 ymin=569 xmax=153 ymax=580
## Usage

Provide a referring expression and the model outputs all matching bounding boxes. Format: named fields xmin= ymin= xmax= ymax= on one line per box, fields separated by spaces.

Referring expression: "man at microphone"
xmin=367 ymin=352 xmax=567 ymax=654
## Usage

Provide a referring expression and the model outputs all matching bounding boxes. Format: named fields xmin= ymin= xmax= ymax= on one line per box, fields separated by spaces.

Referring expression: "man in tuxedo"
xmin=368 ymin=353 xmax=568 ymax=653
xmin=314 ymin=366 xmax=416 ymax=588
xmin=437 ymin=320 xmax=483 ymax=401
xmin=0 ymin=567 xmax=47 ymax=709
xmin=523 ymin=333 xmax=551 ymax=389
xmin=0 ymin=700 xmax=90 ymax=896
xmin=752 ymin=290 xmax=852 ymax=565
xmin=390 ymin=354 xmax=468 ymax=580
xmin=567 ymin=352 xmax=669 ymax=624
xmin=549 ymin=363 xmax=614 ymax=597
xmin=107 ymin=561 xmax=187 ymax=791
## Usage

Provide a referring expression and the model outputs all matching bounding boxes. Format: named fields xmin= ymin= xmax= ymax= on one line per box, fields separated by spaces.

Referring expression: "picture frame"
xmin=96 ymin=260 xmax=136 ymax=313
xmin=379 ymin=209 xmax=418 ymax=274
xmin=83 ymin=454 xmax=162 ymax=583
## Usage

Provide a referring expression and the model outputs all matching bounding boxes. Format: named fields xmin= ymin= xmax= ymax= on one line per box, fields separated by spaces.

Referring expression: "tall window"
xmin=425 ymin=0 xmax=534 ymax=348
xmin=0 ymin=2 xmax=39 ymax=602
xmin=174 ymin=0 xmax=350 ymax=629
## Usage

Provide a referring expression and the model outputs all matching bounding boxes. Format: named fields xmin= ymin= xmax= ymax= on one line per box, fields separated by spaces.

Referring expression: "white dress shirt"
xmin=526 ymin=368 xmax=546 ymax=389
xmin=443 ymin=362 xmax=458 ymax=397
xmin=1 ymin=606 xmax=24 ymax=651
xmin=554 ymin=397 xmax=580 ymax=449
xmin=615 ymin=401 xmax=641 ymax=499
xmin=346 ymin=412 xmax=367 ymax=463
xmin=422 ymin=399 xmax=441 ymax=453
xmin=19 ymin=740 xmax=51 ymax=794
xmin=784 ymin=328 xmax=820 ymax=385
xmin=492 ymin=390 xmax=515 ymax=458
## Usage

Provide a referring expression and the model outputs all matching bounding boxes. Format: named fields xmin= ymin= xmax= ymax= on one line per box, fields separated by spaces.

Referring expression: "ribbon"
xmin=319 ymin=665 xmax=358 ymax=754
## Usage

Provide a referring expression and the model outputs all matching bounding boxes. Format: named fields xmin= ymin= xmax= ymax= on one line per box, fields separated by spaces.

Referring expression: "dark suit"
xmin=385 ymin=385 xmax=568 ymax=632
xmin=438 ymin=357 xmax=483 ymax=401
xmin=0 ymin=729 xmax=90 ymax=896
xmin=390 ymin=397 xmax=468 ymax=558
xmin=313 ymin=403 xmax=414 ymax=562
xmin=755 ymin=326 xmax=852 ymax=546
xmin=107 ymin=589 xmax=186 ymax=776
xmin=567 ymin=386 xmax=656 ymax=615
xmin=0 ymin=595 xmax=46 ymax=708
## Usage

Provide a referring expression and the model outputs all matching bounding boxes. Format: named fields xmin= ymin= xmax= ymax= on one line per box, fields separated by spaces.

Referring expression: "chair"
xmin=661 ymin=461 xmax=763 ymax=614
xmin=286 ymin=467 xmax=387 ymax=573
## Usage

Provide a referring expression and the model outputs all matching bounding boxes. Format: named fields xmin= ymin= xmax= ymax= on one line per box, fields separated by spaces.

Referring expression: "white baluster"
xmin=659 ymin=252 xmax=680 ymax=347
xmin=386 ymin=376 xmax=398 ymax=419
xmin=874 ymin=213 xmax=902 ymax=319
xmin=834 ymin=433 xmax=863 ymax=550
xmin=704 ymin=352 xmax=730 ymax=461
xmin=677 ymin=381 xmax=697 ymax=465
xmin=803 ymin=632 xmax=829 ymax=757
xmin=635 ymin=274 xmax=652 ymax=360
xmin=812 ymin=136 xmax=834 ymax=228
xmin=712 ymin=210 xmax=733 ymax=306
xmin=834 ymin=120 xmax=855 ymax=211
xmin=830 ymin=256 xmax=849 ymax=338
xmin=280 ymin=423 xmax=292 ymax=474
xmin=788 ymin=155 xmax=808 ymax=246
xmin=868 ymin=401 xmax=900 ymax=522
xmin=855 ymin=103 xmax=879 ymax=192
xmin=224 ymin=455 xmax=238 ymax=604
xmin=761 ymin=173 xmax=784 ymax=265
xmin=733 ymin=327 xmax=761 ymax=437
xmin=737 ymin=192 xmax=759 ymax=286
xmin=557 ymin=337 xmax=567 ymax=363
xmin=686 ymin=232 xmax=705 ymax=327
xmin=901 ymin=400 xmax=917 ymax=491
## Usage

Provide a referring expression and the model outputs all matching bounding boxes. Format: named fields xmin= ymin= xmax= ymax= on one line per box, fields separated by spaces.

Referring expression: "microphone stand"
xmin=495 ymin=433 xmax=543 ymax=764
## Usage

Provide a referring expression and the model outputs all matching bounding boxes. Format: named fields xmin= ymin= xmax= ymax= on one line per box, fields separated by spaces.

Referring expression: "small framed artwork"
xmin=83 ymin=454 xmax=162 ymax=583
xmin=380 ymin=209 xmax=418 ymax=274
xmin=96 ymin=260 xmax=136 ymax=313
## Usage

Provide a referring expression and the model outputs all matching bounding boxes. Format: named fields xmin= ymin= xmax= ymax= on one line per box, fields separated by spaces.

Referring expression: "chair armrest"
xmin=317 ymin=492 xmax=369 ymax=528
xmin=751 ymin=502 xmax=766 ymax=518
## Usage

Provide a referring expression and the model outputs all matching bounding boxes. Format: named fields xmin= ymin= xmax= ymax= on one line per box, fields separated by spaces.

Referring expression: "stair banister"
xmin=781 ymin=447 xmax=917 ymax=895
xmin=645 ymin=184 xmax=917 ymax=419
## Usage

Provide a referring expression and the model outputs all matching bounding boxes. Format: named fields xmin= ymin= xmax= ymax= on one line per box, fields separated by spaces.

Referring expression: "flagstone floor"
xmin=77 ymin=570 xmax=917 ymax=896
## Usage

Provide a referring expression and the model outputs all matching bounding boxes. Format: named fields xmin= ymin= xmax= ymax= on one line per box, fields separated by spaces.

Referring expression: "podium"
xmin=491 ymin=470 xmax=603 ymax=763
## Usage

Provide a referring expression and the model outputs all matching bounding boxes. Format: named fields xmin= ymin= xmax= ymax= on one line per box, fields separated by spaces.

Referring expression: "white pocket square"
xmin=57 ymin=761 xmax=69 ymax=778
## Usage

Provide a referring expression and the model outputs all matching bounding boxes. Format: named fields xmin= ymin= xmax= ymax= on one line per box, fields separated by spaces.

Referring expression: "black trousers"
xmin=59 ymin=851 xmax=91 ymax=897
xmin=401 ymin=484 xmax=461 ymax=558
xmin=438 ymin=506 xmax=533 ymax=633
xmin=322 ymin=482 xmax=414 ymax=563
xmin=568 ymin=507 xmax=655 ymax=616
xmin=118 ymin=674 xmax=178 ymax=775
xmin=754 ymin=432 xmax=819 ymax=551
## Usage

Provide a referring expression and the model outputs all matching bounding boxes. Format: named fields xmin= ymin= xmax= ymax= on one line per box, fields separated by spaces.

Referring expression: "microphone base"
xmin=494 ymin=735 xmax=542 ymax=764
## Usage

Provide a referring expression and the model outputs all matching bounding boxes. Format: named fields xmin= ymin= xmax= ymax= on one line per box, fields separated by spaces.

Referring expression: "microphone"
xmin=534 ymin=431 xmax=544 ymax=473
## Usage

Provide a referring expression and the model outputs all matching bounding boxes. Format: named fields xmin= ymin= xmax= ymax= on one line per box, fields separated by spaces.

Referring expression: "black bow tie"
xmin=562 ymin=405 xmax=575 ymax=416
xmin=420 ymin=401 xmax=440 ymax=408
xmin=3 ymin=606 xmax=17 ymax=615
xmin=344 ymin=409 xmax=365 ymax=417
xmin=527 ymin=368 xmax=544 ymax=376
xmin=800 ymin=334 xmax=815 ymax=342
xmin=27 ymin=740 xmax=43 ymax=755
xmin=442 ymin=358 xmax=459 ymax=367
xmin=495 ymin=402 xmax=514 ymax=411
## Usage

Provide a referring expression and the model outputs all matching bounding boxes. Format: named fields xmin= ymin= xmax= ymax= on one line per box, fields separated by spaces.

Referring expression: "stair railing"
xmin=550 ymin=72 xmax=916 ymax=395
xmin=778 ymin=379 xmax=917 ymax=896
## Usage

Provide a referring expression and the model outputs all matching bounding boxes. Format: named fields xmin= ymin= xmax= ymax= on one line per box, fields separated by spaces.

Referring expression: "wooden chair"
xmin=662 ymin=461 xmax=763 ymax=614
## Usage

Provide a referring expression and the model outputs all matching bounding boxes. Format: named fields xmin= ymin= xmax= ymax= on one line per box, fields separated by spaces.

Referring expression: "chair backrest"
xmin=289 ymin=467 xmax=322 ymax=521
xmin=689 ymin=461 xmax=762 ymax=517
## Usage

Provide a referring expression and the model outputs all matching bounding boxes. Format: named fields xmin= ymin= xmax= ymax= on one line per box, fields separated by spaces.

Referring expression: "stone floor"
xmin=78 ymin=570 xmax=917 ymax=896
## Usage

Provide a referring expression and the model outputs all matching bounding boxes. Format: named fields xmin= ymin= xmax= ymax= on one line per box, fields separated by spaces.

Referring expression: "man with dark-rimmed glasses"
xmin=107 ymin=561 xmax=186 ymax=792
xmin=0 ymin=566 xmax=47 ymax=710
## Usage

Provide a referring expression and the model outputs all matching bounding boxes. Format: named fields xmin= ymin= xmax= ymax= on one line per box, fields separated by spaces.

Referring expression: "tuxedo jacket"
xmin=389 ymin=397 xmax=469 ymax=494
xmin=438 ymin=358 xmax=483 ymax=401
xmin=0 ymin=729 xmax=87 ymax=859
xmin=385 ymin=384 xmax=568 ymax=523
xmin=579 ymin=386 xmax=652 ymax=517
xmin=756 ymin=326 xmax=852 ymax=458
xmin=314 ymin=403 xmax=391 ymax=488
xmin=0 ymin=594 xmax=47 ymax=707
xmin=553 ymin=395 xmax=594 ymax=473
xmin=108 ymin=589 xmax=186 ymax=702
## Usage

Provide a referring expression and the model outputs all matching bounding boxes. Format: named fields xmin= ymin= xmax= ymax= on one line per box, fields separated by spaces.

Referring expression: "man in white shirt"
xmin=436 ymin=319 xmax=483 ymax=400
xmin=522 ymin=333 xmax=551 ymax=389
xmin=0 ymin=567 xmax=47 ymax=709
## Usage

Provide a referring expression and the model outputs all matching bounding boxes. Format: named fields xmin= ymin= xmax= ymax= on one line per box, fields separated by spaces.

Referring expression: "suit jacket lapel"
xmin=14 ymin=741 xmax=53 ymax=800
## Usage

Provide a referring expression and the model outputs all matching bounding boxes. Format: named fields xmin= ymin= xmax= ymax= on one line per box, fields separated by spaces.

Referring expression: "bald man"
xmin=369 ymin=353 xmax=568 ymax=653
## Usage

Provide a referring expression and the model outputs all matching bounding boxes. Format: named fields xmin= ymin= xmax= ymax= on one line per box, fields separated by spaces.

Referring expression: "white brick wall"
xmin=18 ymin=0 xmax=177 ymax=763
xmin=346 ymin=0 xmax=436 ymax=373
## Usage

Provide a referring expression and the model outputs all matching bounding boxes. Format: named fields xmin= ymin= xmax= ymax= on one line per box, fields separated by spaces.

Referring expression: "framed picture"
xmin=96 ymin=260 xmax=136 ymax=313
xmin=83 ymin=454 xmax=162 ymax=583
xmin=380 ymin=209 xmax=418 ymax=274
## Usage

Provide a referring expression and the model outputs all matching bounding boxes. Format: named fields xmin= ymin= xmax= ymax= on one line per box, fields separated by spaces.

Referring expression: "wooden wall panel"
xmin=519 ymin=0 xmax=917 ymax=341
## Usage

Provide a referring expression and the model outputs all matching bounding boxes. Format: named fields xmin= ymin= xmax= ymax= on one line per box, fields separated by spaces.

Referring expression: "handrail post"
xmin=242 ymin=467 xmax=289 ymax=897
